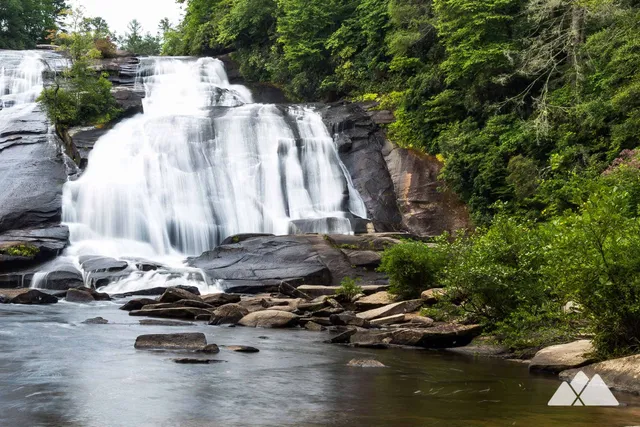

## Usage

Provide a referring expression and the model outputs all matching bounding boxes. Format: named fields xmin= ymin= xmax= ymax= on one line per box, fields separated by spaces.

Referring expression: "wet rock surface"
xmin=134 ymin=333 xmax=207 ymax=351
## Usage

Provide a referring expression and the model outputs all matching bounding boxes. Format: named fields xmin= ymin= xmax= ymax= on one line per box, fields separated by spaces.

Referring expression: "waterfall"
xmin=58 ymin=56 xmax=366 ymax=293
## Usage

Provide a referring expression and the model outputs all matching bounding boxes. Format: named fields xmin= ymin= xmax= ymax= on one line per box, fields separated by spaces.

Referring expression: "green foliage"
xmin=120 ymin=19 xmax=161 ymax=55
xmin=336 ymin=277 xmax=363 ymax=300
xmin=0 ymin=244 xmax=39 ymax=257
xmin=439 ymin=216 xmax=549 ymax=324
xmin=378 ymin=240 xmax=446 ymax=300
xmin=545 ymin=185 xmax=640 ymax=358
xmin=38 ymin=9 xmax=121 ymax=129
xmin=0 ymin=0 xmax=67 ymax=49
xmin=493 ymin=305 xmax=578 ymax=354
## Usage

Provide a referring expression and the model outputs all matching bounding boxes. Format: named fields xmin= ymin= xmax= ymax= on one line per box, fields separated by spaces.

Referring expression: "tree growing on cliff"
xmin=38 ymin=8 xmax=120 ymax=129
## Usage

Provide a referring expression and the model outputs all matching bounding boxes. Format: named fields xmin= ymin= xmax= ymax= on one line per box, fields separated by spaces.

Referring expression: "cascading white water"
xmin=0 ymin=51 xmax=63 ymax=131
xmin=59 ymin=57 xmax=366 ymax=294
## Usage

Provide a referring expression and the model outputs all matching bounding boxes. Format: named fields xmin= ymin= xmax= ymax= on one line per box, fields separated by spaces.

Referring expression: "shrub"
xmin=0 ymin=244 xmax=39 ymax=257
xmin=439 ymin=216 xmax=549 ymax=324
xmin=546 ymin=187 xmax=640 ymax=358
xmin=336 ymin=277 xmax=363 ymax=300
xmin=378 ymin=240 xmax=446 ymax=300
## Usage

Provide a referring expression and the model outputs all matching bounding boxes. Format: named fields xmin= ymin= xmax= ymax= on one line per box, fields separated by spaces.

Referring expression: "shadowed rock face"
xmin=319 ymin=102 xmax=471 ymax=236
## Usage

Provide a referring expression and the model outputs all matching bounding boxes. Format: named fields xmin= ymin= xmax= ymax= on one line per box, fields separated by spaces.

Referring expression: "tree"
xmin=121 ymin=19 xmax=161 ymax=55
xmin=0 ymin=0 xmax=68 ymax=49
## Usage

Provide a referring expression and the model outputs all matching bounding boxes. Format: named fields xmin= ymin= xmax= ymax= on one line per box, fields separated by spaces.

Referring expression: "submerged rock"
xmin=173 ymin=358 xmax=225 ymax=364
xmin=134 ymin=333 xmax=207 ymax=350
xmin=237 ymin=310 xmax=300 ymax=328
xmin=82 ymin=317 xmax=109 ymax=324
xmin=529 ymin=340 xmax=595 ymax=374
xmin=199 ymin=344 xmax=220 ymax=354
xmin=226 ymin=345 xmax=259 ymax=353
xmin=347 ymin=359 xmax=386 ymax=368
xmin=304 ymin=321 xmax=327 ymax=331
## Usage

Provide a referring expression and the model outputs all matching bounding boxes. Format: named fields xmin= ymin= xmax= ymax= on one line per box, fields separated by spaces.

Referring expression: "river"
xmin=1 ymin=302 xmax=638 ymax=426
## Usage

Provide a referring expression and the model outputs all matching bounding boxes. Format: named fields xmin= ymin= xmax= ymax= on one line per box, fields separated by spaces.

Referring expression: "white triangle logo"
xmin=548 ymin=371 xmax=619 ymax=406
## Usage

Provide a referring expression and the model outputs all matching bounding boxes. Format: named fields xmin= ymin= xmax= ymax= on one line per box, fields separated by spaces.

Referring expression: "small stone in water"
xmin=173 ymin=358 xmax=227 ymax=364
xmin=226 ymin=345 xmax=260 ymax=353
xmin=82 ymin=317 xmax=109 ymax=324
xmin=347 ymin=359 xmax=386 ymax=368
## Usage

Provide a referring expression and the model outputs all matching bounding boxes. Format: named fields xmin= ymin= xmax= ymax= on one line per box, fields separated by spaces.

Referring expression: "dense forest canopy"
xmin=165 ymin=0 xmax=640 ymax=226
xmin=0 ymin=0 xmax=68 ymax=49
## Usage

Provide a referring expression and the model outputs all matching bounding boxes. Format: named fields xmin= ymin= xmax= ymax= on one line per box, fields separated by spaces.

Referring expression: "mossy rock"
xmin=0 ymin=243 xmax=40 ymax=258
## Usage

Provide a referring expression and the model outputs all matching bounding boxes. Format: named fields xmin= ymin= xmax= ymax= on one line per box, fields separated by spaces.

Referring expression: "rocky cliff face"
xmin=319 ymin=102 xmax=470 ymax=236
xmin=0 ymin=106 xmax=70 ymax=277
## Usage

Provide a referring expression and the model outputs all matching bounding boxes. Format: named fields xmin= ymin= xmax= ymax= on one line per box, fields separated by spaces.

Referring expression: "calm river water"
xmin=1 ymin=301 xmax=639 ymax=426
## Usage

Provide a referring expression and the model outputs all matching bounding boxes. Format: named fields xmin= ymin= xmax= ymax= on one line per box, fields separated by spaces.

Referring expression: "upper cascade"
xmin=0 ymin=50 xmax=66 ymax=127
xmin=62 ymin=56 xmax=367 ymax=262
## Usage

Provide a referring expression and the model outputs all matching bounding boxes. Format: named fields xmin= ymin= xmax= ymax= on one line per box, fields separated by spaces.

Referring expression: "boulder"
xmin=305 ymin=321 xmax=326 ymax=331
xmin=129 ymin=307 xmax=212 ymax=320
xmin=226 ymin=346 xmax=260 ymax=353
xmin=202 ymin=293 xmax=241 ymax=306
xmin=356 ymin=300 xmax=423 ymax=321
xmin=370 ymin=314 xmax=406 ymax=326
xmin=559 ymin=354 xmax=640 ymax=395
xmin=134 ymin=333 xmax=207 ymax=350
xmin=119 ymin=298 xmax=158 ymax=311
xmin=199 ymin=344 xmax=220 ymax=354
xmin=347 ymin=359 xmax=386 ymax=368
xmin=390 ymin=324 xmax=482 ymax=348
xmin=158 ymin=287 xmax=203 ymax=304
xmin=329 ymin=313 xmax=370 ymax=328
xmin=139 ymin=319 xmax=194 ymax=327
xmin=209 ymin=304 xmax=249 ymax=325
xmin=406 ymin=314 xmax=435 ymax=327
xmin=237 ymin=310 xmax=300 ymax=328
xmin=279 ymin=281 xmax=311 ymax=300
xmin=82 ymin=317 xmax=109 ymax=324
xmin=349 ymin=330 xmax=393 ymax=348
xmin=0 ymin=226 xmax=70 ymax=273
xmin=327 ymin=328 xmax=357 ymax=344
xmin=301 ymin=317 xmax=333 ymax=327
xmin=0 ymin=294 xmax=8 ymax=304
xmin=298 ymin=301 xmax=328 ymax=313
xmin=9 ymin=289 xmax=58 ymax=304
xmin=313 ymin=307 xmax=345 ymax=317
xmin=421 ymin=288 xmax=447 ymax=305
xmin=188 ymin=235 xmax=389 ymax=292
xmin=65 ymin=288 xmax=95 ymax=303
xmin=355 ymin=291 xmax=395 ymax=310
xmin=33 ymin=264 xmax=84 ymax=290
xmin=529 ymin=340 xmax=595 ymax=374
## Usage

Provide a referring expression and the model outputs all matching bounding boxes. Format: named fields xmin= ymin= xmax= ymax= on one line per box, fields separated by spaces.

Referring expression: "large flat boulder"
xmin=209 ymin=303 xmax=249 ymax=325
xmin=134 ymin=333 xmax=207 ymax=350
xmin=188 ymin=235 xmax=389 ymax=292
xmin=390 ymin=324 xmax=482 ymax=348
xmin=560 ymin=354 xmax=640 ymax=395
xmin=237 ymin=310 xmax=300 ymax=328
xmin=529 ymin=340 xmax=595 ymax=373
xmin=356 ymin=300 xmax=423 ymax=321
xmin=355 ymin=291 xmax=395 ymax=310
xmin=0 ymin=226 xmax=69 ymax=273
